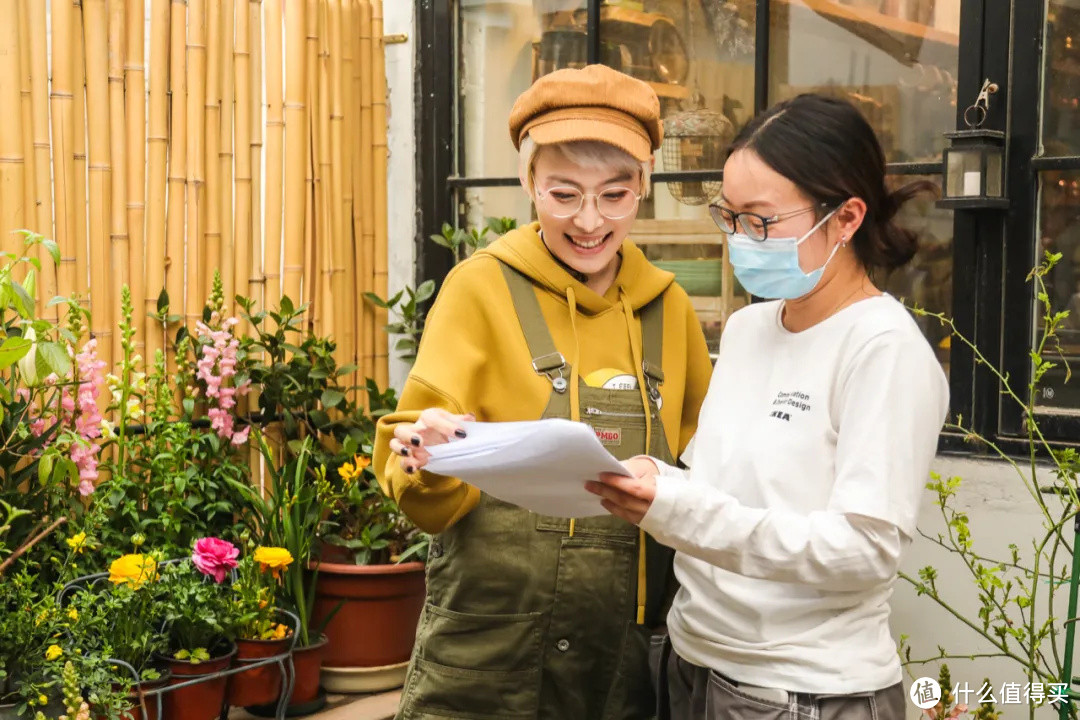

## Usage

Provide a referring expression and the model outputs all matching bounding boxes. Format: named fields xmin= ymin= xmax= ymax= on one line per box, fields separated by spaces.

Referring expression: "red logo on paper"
xmin=594 ymin=427 xmax=622 ymax=446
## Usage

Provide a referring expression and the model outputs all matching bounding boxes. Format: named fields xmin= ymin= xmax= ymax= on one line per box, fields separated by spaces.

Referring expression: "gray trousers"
xmin=650 ymin=636 xmax=906 ymax=720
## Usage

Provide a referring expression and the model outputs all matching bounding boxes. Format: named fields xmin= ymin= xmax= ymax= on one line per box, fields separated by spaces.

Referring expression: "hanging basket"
xmin=661 ymin=106 xmax=734 ymax=206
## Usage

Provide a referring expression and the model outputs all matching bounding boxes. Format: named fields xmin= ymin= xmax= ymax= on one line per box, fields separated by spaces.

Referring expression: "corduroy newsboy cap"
xmin=508 ymin=64 xmax=663 ymax=162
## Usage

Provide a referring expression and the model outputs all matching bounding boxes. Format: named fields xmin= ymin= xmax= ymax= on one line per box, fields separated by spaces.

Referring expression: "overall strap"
xmin=639 ymin=295 xmax=665 ymax=407
xmin=499 ymin=261 xmax=569 ymax=393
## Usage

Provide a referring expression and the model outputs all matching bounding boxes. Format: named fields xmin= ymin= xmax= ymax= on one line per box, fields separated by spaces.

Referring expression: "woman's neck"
xmin=780 ymin=259 xmax=880 ymax=333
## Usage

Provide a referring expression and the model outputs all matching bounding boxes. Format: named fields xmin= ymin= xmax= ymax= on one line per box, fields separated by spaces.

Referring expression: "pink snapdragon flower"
xmin=195 ymin=319 xmax=250 ymax=445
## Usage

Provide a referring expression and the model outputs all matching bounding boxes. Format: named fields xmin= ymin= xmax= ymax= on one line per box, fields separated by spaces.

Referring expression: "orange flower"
xmin=253 ymin=546 xmax=293 ymax=578
xmin=108 ymin=554 xmax=159 ymax=589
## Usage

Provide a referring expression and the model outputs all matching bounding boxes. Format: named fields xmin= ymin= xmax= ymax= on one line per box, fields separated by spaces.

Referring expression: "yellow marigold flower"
xmin=253 ymin=547 xmax=294 ymax=578
xmin=108 ymin=553 xmax=159 ymax=589
xmin=67 ymin=608 xmax=78 ymax=621
xmin=66 ymin=531 xmax=88 ymax=554
xmin=45 ymin=645 xmax=63 ymax=661
xmin=38 ymin=694 xmax=48 ymax=705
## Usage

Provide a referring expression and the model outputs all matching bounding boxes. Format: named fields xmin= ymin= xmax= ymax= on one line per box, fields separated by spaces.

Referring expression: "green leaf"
xmin=336 ymin=363 xmax=358 ymax=377
xmin=321 ymin=390 xmax=345 ymax=408
xmin=0 ymin=337 xmax=32 ymax=370
xmin=42 ymin=239 xmax=60 ymax=265
xmin=415 ymin=280 xmax=436 ymax=303
xmin=10 ymin=279 xmax=33 ymax=316
xmin=38 ymin=341 xmax=72 ymax=377
xmin=46 ymin=295 xmax=67 ymax=308
xmin=363 ymin=292 xmax=389 ymax=309
xmin=429 ymin=233 xmax=454 ymax=249
xmin=38 ymin=454 xmax=54 ymax=487
xmin=280 ymin=295 xmax=295 ymax=315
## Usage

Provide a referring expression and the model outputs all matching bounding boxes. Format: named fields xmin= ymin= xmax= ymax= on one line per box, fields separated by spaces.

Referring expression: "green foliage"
xmin=156 ymin=561 xmax=236 ymax=659
xmin=901 ymin=252 xmax=1080 ymax=719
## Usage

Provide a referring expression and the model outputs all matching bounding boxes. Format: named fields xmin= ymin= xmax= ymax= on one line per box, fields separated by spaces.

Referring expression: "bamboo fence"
xmin=1 ymin=0 xmax=390 ymax=389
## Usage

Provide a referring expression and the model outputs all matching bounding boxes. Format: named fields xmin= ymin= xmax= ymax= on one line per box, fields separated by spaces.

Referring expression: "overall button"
xmin=556 ymin=638 xmax=570 ymax=652
xmin=429 ymin=542 xmax=443 ymax=559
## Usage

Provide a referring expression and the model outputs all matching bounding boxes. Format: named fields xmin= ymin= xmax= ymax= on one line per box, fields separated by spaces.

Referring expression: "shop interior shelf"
xmin=773 ymin=0 xmax=960 ymax=47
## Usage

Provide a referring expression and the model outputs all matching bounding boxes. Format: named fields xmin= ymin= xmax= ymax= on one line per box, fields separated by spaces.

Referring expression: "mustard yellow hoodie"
xmin=374 ymin=222 xmax=713 ymax=533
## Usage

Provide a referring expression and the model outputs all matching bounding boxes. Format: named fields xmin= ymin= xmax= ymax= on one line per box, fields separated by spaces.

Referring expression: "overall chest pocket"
xmin=405 ymin=603 xmax=544 ymax=720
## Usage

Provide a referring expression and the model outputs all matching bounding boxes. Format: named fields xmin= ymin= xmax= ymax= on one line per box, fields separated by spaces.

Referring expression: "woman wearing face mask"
xmin=372 ymin=64 xmax=713 ymax=719
xmin=587 ymin=93 xmax=949 ymax=720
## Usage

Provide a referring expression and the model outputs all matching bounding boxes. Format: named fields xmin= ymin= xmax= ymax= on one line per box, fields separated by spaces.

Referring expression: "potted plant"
xmin=312 ymin=423 xmax=427 ymax=694
xmin=232 ymin=433 xmax=339 ymax=717
xmin=64 ymin=553 xmax=171 ymax=720
xmin=225 ymin=540 xmax=297 ymax=709
xmin=154 ymin=556 xmax=237 ymax=720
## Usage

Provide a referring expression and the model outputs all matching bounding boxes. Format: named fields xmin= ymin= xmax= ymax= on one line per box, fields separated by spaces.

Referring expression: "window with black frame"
xmin=1033 ymin=0 xmax=1080 ymax=412
xmin=450 ymin=0 xmax=959 ymax=364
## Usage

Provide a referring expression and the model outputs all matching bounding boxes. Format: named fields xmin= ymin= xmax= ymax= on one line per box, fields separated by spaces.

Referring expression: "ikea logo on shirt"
xmin=770 ymin=390 xmax=812 ymax=422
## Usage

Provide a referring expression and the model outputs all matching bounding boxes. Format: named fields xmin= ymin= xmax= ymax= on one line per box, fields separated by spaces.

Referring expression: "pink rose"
xmin=191 ymin=537 xmax=239 ymax=583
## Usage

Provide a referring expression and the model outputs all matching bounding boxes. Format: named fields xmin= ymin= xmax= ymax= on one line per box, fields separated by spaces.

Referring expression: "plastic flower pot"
xmin=156 ymin=643 xmax=236 ymax=720
xmin=310 ymin=560 xmax=424 ymax=692
xmin=226 ymin=635 xmax=293 ymax=708
xmin=103 ymin=670 xmax=172 ymax=720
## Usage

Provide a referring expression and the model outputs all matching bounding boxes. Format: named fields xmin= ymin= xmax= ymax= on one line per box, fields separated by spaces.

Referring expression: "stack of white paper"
xmin=424 ymin=418 xmax=631 ymax=518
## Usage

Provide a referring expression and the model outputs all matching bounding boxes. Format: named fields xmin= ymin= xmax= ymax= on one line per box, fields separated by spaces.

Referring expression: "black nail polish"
xmin=405 ymin=465 xmax=415 ymax=474
xmin=455 ymin=429 xmax=467 ymax=439
xmin=400 ymin=447 xmax=409 ymax=456
xmin=411 ymin=436 xmax=421 ymax=447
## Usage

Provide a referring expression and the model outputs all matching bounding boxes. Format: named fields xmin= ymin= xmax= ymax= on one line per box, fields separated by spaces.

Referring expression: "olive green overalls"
xmin=396 ymin=263 xmax=677 ymax=720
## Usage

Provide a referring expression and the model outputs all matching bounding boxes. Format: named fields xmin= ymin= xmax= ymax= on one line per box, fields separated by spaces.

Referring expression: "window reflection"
xmin=1042 ymin=0 xmax=1080 ymax=155
xmin=1036 ymin=170 xmax=1080 ymax=410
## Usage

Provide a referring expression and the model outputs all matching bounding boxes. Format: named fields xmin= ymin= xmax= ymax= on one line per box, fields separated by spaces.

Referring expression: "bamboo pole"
xmin=282 ymin=0 xmax=306 ymax=308
xmin=146 ymin=0 xmax=170 ymax=364
xmin=264 ymin=0 xmax=284 ymax=314
xmin=109 ymin=0 xmax=129 ymax=364
xmin=186 ymin=0 xmax=206 ymax=325
xmin=341 ymin=0 xmax=358 ymax=396
xmin=219 ymin=0 xmax=236 ymax=310
xmin=126 ymin=0 xmax=147 ymax=358
xmin=17 ymin=0 xmax=35 ymax=247
xmin=247 ymin=0 xmax=264 ymax=477
xmin=204 ymin=0 xmax=222 ymax=309
xmin=372 ymin=0 xmax=388 ymax=387
xmin=73 ymin=0 xmax=89 ymax=301
xmin=358 ymin=0 xmax=374 ymax=383
xmin=329 ymin=0 xmax=351 ymax=383
xmin=28 ymin=0 xmax=54 ymax=303
xmin=233 ymin=0 xmax=251 ymax=324
xmin=303 ymin=0 xmax=318 ymax=331
xmin=166 ymin=0 xmax=188 ymax=363
xmin=0 ymin=0 xmax=27 ymax=257
xmin=219 ymin=0 xmax=237 ymax=313
xmin=316 ymin=0 xmax=332 ymax=340
xmin=248 ymin=0 xmax=264 ymax=320
xmin=83 ymin=0 xmax=114 ymax=369
xmin=50 ymin=0 xmax=77 ymax=302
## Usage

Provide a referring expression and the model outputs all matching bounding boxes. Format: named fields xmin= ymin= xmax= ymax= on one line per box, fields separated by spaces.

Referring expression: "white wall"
xmin=384 ymin=0 xmax=418 ymax=391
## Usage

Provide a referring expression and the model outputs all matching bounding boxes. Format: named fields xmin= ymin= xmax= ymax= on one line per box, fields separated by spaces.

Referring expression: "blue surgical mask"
xmin=726 ymin=209 xmax=841 ymax=300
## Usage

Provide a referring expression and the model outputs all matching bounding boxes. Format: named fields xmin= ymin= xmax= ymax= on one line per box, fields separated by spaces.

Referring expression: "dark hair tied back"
xmin=728 ymin=93 xmax=937 ymax=271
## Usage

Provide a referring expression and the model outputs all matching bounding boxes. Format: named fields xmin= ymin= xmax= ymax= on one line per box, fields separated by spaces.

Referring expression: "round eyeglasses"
xmin=535 ymin=185 xmax=642 ymax=221
xmin=708 ymin=202 xmax=831 ymax=242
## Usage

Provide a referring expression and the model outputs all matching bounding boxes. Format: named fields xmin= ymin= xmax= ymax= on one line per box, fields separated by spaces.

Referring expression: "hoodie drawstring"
xmin=621 ymin=288 xmax=650 ymax=626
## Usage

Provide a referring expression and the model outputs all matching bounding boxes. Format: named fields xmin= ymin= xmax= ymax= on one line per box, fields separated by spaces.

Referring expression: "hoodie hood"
xmin=477 ymin=222 xmax=674 ymax=314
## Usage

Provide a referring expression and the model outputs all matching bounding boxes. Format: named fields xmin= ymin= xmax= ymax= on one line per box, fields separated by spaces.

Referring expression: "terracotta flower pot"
xmin=226 ymin=635 xmax=293 ymax=708
xmin=157 ymin=643 xmax=236 ymax=720
xmin=311 ymin=560 xmax=425 ymax=668
xmin=109 ymin=671 xmax=172 ymax=720
xmin=244 ymin=634 xmax=328 ymax=718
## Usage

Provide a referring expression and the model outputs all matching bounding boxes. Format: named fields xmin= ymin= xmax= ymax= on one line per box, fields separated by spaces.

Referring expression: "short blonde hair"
xmin=519 ymin=134 xmax=653 ymax=198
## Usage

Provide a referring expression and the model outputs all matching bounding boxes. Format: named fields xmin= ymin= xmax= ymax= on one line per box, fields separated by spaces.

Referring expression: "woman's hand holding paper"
xmin=390 ymin=407 xmax=475 ymax=474
xmin=587 ymin=455 xmax=659 ymax=525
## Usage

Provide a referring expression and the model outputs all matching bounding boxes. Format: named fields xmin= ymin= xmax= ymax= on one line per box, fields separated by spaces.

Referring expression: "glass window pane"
xmin=458 ymin=186 xmax=534 ymax=245
xmin=597 ymin=1 xmax=757 ymax=184
xmin=876 ymin=175 xmax=954 ymax=379
xmin=768 ymin=0 xmax=961 ymax=163
xmin=634 ymin=188 xmax=738 ymax=358
xmin=1042 ymin=0 xmax=1080 ymax=155
xmin=459 ymin=1 xmax=588 ymax=178
xmin=1034 ymin=170 xmax=1080 ymax=411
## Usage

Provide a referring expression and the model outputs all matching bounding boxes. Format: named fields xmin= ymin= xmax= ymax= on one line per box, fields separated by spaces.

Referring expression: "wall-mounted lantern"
xmin=937 ymin=79 xmax=1009 ymax=210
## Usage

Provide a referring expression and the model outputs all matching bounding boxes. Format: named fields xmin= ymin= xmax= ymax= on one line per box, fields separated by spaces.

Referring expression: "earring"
xmin=840 ymin=234 xmax=848 ymax=246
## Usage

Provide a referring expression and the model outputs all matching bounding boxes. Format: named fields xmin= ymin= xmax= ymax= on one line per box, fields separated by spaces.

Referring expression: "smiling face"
xmin=528 ymin=143 xmax=645 ymax=284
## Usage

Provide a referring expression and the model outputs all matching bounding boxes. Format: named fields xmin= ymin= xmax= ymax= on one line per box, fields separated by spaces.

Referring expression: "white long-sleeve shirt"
xmin=640 ymin=295 xmax=948 ymax=694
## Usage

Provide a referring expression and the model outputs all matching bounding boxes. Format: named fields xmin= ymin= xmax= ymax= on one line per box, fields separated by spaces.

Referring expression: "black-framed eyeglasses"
xmin=708 ymin=202 xmax=831 ymax=242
